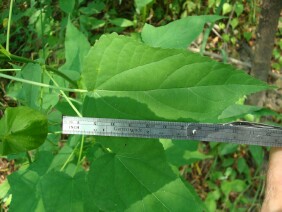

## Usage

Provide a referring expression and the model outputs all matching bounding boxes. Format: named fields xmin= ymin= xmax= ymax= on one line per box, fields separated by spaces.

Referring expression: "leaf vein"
xmin=116 ymin=157 xmax=171 ymax=211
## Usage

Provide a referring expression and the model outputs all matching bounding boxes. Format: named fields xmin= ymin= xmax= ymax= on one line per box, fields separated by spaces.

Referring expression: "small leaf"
xmin=237 ymin=158 xmax=248 ymax=173
xmin=219 ymin=104 xmax=262 ymax=119
xmin=60 ymin=18 xmax=90 ymax=80
xmin=80 ymin=16 xmax=105 ymax=30
xmin=222 ymin=33 xmax=230 ymax=42
xmin=208 ymin=0 xmax=215 ymax=8
xmin=0 ymin=44 xmax=11 ymax=58
xmin=59 ymin=0 xmax=75 ymax=14
xmin=21 ymin=63 xmax=42 ymax=109
xmin=222 ymin=3 xmax=232 ymax=15
xmin=249 ymin=146 xmax=264 ymax=167
xmin=141 ymin=15 xmax=223 ymax=49
xmin=219 ymin=143 xmax=238 ymax=156
xmin=2 ymin=18 xmax=8 ymax=28
xmin=235 ymin=3 xmax=244 ymax=16
xmin=221 ymin=179 xmax=246 ymax=197
xmin=79 ymin=1 xmax=105 ymax=15
xmin=230 ymin=18 xmax=239 ymax=29
xmin=160 ymin=139 xmax=212 ymax=166
xmin=237 ymin=158 xmax=251 ymax=182
xmin=219 ymin=104 xmax=279 ymax=120
xmin=222 ymin=158 xmax=234 ymax=167
xmin=205 ymin=190 xmax=220 ymax=211
xmin=135 ymin=0 xmax=153 ymax=10
xmin=0 ymin=107 xmax=48 ymax=155
xmin=41 ymin=93 xmax=59 ymax=110
xmin=109 ymin=18 xmax=134 ymax=27
xmin=243 ymin=32 xmax=252 ymax=41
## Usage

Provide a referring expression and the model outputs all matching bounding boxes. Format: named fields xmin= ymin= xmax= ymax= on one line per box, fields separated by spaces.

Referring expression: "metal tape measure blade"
xmin=62 ymin=116 xmax=282 ymax=147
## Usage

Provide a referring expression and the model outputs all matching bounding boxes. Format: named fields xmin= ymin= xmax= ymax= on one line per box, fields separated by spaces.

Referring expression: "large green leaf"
xmin=81 ymin=33 xmax=269 ymax=122
xmin=8 ymin=149 xmax=97 ymax=211
xmin=41 ymin=171 xmax=98 ymax=211
xmin=88 ymin=137 xmax=204 ymax=211
xmin=8 ymin=152 xmax=54 ymax=212
xmin=0 ymin=107 xmax=48 ymax=155
xmin=60 ymin=18 xmax=90 ymax=81
xmin=141 ymin=15 xmax=223 ymax=49
xmin=20 ymin=63 xmax=59 ymax=110
xmin=80 ymin=33 xmax=270 ymax=211
xmin=21 ymin=63 xmax=41 ymax=109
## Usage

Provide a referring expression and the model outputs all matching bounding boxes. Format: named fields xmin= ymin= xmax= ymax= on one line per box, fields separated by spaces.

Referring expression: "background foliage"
xmin=0 ymin=0 xmax=281 ymax=211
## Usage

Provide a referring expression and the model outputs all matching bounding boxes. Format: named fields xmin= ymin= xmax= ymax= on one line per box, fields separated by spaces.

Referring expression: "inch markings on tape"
xmin=62 ymin=116 xmax=282 ymax=147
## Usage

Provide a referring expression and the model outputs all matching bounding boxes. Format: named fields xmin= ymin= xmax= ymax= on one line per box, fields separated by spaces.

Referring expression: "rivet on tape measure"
xmin=62 ymin=116 xmax=282 ymax=147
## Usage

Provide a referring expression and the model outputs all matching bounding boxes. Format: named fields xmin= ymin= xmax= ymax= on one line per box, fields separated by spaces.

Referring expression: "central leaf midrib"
xmin=95 ymin=54 xmax=208 ymax=90
xmin=94 ymin=84 xmax=265 ymax=93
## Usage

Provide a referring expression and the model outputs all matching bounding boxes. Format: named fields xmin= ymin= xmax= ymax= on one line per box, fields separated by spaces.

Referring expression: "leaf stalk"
xmin=6 ymin=0 xmax=14 ymax=52
xmin=0 ymin=54 xmax=77 ymax=87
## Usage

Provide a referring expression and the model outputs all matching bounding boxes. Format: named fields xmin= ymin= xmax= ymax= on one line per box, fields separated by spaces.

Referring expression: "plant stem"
xmin=26 ymin=152 xmax=32 ymax=164
xmin=0 ymin=72 xmax=87 ymax=93
xmin=76 ymin=135 xmax=85 ymax=173
xmin=44 ymin=70 xmax=86 ymax=174
xmin=189 ymin=47 xmax=252 ymax=69
xmin=0 ymin=54 xmax=34 ymax=63
xmin=40 ymin=6 xmax=46 ymax=60
xmin=40 ymin=65 xmax=45 ymax=111
xmin=44 ymin=70 xmax=83 ymax=117
xmin=60 ymin=141 xmax=80 ymax=171
xmin=200 ymin=0 xmax=225 ymax=54
xmin=6 ymin=0 xmax=14 ymax=52
xmin=39 ymin=3 xmax=46 ymax=111
xmin=0 ymin=68 xmax=21 ymax=72
xmin=0 ymin=54 xmax=77 ymax=87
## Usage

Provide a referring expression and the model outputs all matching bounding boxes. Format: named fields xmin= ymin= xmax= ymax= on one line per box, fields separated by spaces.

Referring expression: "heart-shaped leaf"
xmin=0 ymin=107 xmax=48 ymax=155
xmin=88 ymin=137 xmax=204 ymax=211
xmin=81 ymin=33 xmax=269 ymax=122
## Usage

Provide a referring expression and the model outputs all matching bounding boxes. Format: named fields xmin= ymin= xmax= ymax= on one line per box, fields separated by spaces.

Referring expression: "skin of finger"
xmin=262 ymin=147 xmax=282 ymax=212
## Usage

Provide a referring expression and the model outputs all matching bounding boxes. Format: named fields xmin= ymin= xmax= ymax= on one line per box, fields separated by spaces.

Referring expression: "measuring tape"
xmin=62 ymin=116 xmax=282 ymax=147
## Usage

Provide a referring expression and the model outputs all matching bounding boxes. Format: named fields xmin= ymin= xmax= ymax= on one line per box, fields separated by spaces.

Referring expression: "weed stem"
xmin=6 ymin=0 xmax=14 ymax=52
xmin=60 ymin=141 xmax=80 ymax=171
xmin=76 ymin=135 xmax=85 ymax=173
xmin=26 ymin=152 xmax=32 ymax=164
xmin=44 ymin=70 xmax=83 ymax=117
xmin=0 ymin=54 xmax=77 ymax=87
xmin=0 ymin=72 xmax=87 ymax=93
